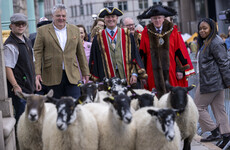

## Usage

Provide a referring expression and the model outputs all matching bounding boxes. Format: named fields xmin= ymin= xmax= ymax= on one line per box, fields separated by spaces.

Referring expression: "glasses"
xmin=14 ymin=22 xmax=27 ymax=27
xmin=125 ymin=24 xmax=135 ymax=27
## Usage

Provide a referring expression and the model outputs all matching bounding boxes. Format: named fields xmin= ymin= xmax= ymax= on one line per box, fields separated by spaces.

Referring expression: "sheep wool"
xmin=17 ymin=103 xmax=55 ymax=150
xmin=42 ymin=105 xmax=99 ymax=150
xmin=133 ymin=107 xmax=181 ymax=150
xmin=84 ymin=103 xmax=136 ymax=150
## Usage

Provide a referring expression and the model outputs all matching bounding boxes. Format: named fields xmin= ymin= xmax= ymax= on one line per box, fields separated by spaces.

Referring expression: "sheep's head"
xmin=48 ymin=96 xmax=81 ymax=131
xmin=166 ymin=81 xmax=194 ymax=111
xmin=147 ymin=108 xmax=178 ymax=141
xmin=77 ymin=81 xmax=98 ymax=104
xmin=103 ymin=77 xmax=128 ymax=95
xmin=104 ymin=94 xmax=132 ymax=124
xmin=16 ymin=90 xmax=53 ymax=122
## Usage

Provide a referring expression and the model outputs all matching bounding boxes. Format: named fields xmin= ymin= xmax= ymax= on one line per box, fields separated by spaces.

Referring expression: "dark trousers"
xmin=8 ymin=91 xmax=26 ymax=124
xmin=46 ymin=71 xmax=81 ymax=99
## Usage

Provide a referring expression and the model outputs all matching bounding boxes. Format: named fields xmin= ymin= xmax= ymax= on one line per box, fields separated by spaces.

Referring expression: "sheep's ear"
xmin=46 ymin=89 xmax=54 ymax=98
xmin=121 ymin=79 xmax=127 ymax=85
xmin=147 ymin=109 xmax=158 ymax=116
xmin=165 ymin=80 xmax=173 ymax=91
xmin=77 ymin=80 xmax=84 ymax=87
xmin=15 ymin=91 xmax=30 ymax=100
xmin=103 ymin=97 xmax=114 ymax=104
xmin=76 ymin=95 xmax=86 ymax=105
xmin=187 ymin=84 xmax=195 ymax=92
xmin=47 ymin=97 xmax=59 ymax=105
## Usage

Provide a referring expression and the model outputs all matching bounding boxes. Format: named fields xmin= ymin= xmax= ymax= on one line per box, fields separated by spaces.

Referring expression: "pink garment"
xmin=83 ymin=41 xmax=92 ymax=63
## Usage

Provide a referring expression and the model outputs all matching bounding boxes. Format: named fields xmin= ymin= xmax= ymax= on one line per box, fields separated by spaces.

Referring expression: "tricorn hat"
xmin=137 ymin=2 xmax=177 ymax=19
xmin=98 ymin=7 xmax=123 ymax=18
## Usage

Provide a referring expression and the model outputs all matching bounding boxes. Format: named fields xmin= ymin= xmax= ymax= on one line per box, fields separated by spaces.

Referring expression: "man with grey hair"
xmin=120 ymin=17 xmax=135 ymax=35
xmin=34 ymin=4 xmax=89 ymax=99
xmin=4 ymin=13 xmax=35 ymax=122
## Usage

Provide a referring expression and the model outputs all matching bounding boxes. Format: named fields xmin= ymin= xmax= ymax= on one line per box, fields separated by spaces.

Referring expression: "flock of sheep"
xmin=16 ymin=77 xmax=199 ymax=150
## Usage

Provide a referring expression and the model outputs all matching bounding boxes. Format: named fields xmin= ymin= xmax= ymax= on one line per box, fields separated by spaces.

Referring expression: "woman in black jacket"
xmin=194 ymin=18 xmax=230 ymax=149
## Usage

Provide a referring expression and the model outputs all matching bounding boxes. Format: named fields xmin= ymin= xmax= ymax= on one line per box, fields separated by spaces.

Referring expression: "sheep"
xmin=133 ymin=107 xmax=181 ymax=150
xmin=42 ymin=96 xmax=99 ymax=150
xmin=128 ymin=88 xmax=158 ymax=110
xmin=16 ymin=90 xmax=55 ymax=150
xmin=84 ymin=94 xmax=136 ymax=150
xmin=158 ymin=82 xmax=199 ymax=150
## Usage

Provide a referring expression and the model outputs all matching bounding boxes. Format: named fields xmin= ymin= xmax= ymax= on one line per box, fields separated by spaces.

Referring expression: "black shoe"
xmin=218 ymin=134 xmax=230 ymax=149
xmin=200 ymin=134 xmax=222 ymax=142
xmin=200 ymin=127 xmax=222 ymax=142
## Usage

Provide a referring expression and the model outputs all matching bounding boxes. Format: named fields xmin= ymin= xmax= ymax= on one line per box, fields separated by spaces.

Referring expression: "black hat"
xmin=37 ymin=20 xmax=52 ymax=28
xmin=137 ymin=2 xmax=177 ymax=19
xmin=98 ymin=7 xmax=123 ymax=18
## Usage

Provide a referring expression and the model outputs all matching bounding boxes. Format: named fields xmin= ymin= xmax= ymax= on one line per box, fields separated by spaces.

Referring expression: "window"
xmin=80 ymin=5 xmax=84 ymax=15
xmin=70 ymin=6 xmax=74 ymax=17
xmin=138 ymin=0 xmax=148 ymax=9
xmin=90 ymin=3 xmax=93 ymax=14
xmin=86 ymin=4 xmax=89 ymax=15
xmin=103 ymin=2 xmax=113 ymax=8
xmin=118 ymin=1 xmax=128 ymax=11
xmin=74 ymin=5 xmax=77 ymax=16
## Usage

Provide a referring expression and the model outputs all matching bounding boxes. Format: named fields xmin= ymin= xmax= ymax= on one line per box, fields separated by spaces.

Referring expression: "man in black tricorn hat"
xmin=89 ymin=7 xmax=147 ymax=85
xmin=139 ymin=2 xmax=195 ymax=99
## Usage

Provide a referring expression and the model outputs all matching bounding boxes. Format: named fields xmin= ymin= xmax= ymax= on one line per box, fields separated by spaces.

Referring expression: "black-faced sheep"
xmin=128 ymin=88 xmax=158 ymax=110
xmin=133 ymin=107 xmax=181 ymax=150
xmin=158 ymin=82 xmax=198 ymax=150
xmin=16 ymin=90 xmax=55 ymax=150
xmin=42 ymin=96 xmax=99 ymax=150
xmin=84 ymin=94 xmax=136 ymax=150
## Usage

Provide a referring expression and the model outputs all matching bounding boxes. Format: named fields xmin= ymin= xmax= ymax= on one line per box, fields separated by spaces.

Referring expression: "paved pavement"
xmin=191 ymin=134 xmax=222 ymax=150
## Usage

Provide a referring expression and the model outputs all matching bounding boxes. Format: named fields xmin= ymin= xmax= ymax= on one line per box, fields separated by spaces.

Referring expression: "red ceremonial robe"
xmin=139 ymin=20 xmax=195 ymax=98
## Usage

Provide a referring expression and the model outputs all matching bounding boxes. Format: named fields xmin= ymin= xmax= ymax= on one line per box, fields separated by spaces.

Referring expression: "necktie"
xmin=110 ymin=30 xmax=116 ymax=49
xmin=110 ymin=30 xmax=114 ymax=37
xmin=157 ymin=29 xmax=161 ymax=33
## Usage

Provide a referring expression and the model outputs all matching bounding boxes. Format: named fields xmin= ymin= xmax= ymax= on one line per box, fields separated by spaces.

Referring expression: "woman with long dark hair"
xmin=194 ymin=18 xmax=230 ymax=149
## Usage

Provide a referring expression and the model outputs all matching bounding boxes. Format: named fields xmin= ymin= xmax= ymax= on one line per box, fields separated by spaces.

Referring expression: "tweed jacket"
xmin=199 ymin=35 xmax=230 ymax=94
xmin=34 ymin=23 xmax=89 ymax=86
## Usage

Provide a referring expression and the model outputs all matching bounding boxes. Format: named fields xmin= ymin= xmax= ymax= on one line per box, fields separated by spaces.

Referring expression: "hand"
xmin=13 ymin=84 xmax=22 ymax=95
xmin=130 ymin=75 xmax=137 ymax=85
xmin=36 ymin=75 xmax=42 ymax=91
xmin=176 ymin=72 xmax=184 ymax=80
xmin=82 ymin=76 xmax=89 ymax=83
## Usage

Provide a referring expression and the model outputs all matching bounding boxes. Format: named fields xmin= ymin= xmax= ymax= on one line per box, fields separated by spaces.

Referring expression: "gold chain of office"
xmin=148 ymin=27 xmax=174 ymax=45
xmin=147 ymin=27 xmax=174 ymax=38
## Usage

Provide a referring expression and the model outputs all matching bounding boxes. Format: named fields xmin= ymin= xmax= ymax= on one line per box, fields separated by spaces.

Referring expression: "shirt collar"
xmin=155 ymin=25 xmax=163 ymax=32
xmin=53 ymin=23 xmax=67 ymax=31
xmin=106 ymin=26 xmax=117 ymax=35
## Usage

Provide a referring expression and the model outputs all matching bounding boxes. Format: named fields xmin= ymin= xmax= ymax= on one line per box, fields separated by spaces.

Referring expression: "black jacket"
xmin=199 ymin=35 xmax=230 ymax=94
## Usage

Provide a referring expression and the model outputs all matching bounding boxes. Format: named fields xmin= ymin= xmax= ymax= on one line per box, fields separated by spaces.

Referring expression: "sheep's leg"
xmin=183 ymin=138 xmax=191 ymax=150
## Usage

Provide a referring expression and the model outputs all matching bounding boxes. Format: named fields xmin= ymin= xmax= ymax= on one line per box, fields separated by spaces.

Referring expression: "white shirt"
xmin=4 ymin=38 xmax=35 ymax=68
xmin=53 ymin=24 xmax=67 ymax=51
xmin=155 ymin=25 xmax=163 ymax=34
xmin=53 ymin=24 xmax=67 ymax=69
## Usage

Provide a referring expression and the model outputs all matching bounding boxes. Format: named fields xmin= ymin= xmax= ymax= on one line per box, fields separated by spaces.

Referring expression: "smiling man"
xmin=34 ymin=4 xmax=89 ymax=99
xmin=89 ymin=7 xmax=147 ymax=85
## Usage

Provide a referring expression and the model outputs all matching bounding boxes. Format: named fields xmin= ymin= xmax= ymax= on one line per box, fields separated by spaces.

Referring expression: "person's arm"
xmin=33 ymin=28 xmax=44 ymax=90
xmin=5 ymin=67 xmax=22 ymax=94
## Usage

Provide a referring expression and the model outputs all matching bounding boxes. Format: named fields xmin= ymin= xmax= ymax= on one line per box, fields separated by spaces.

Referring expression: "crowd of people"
xmin=3 ymin=2 xmax=230 ymax=149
